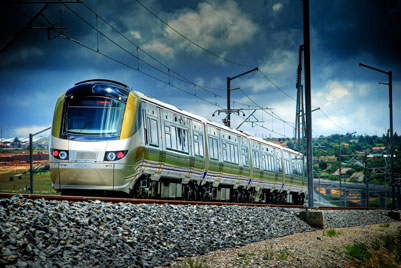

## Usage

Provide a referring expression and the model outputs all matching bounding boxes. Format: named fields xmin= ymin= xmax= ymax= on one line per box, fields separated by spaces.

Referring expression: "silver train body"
xmin=50 ymin=79 xmax=306 ymax=204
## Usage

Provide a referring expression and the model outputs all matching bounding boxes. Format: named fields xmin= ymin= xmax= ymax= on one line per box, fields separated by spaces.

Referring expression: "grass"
xmin=345 ymin=242 xmax=371 ymax=264
xmin=379 ymin=222 xmax=390 ymax=228
xmin=178 ymin=258 xmax=208 ymax=268
xmin=323 ymin=228 xmax=340 ymax=237
xmin=277 ymin=249 xmax=290 ymax=260
xmin=0 ymin=169 xmax=57 ymax=194
xmin=263 ymin=245 xmax=274 ymax=260
xmin=345 ymin=227 xmax=401 ymax=268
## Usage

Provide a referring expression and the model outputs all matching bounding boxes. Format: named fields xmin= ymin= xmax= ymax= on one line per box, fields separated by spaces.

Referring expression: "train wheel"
xmin=233 ymin=189 xmax=239 ymax=203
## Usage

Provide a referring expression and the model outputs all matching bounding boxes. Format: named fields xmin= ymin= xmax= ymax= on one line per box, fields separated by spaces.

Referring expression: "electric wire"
xmin=58 ymin=33 xmax=224 ymax=109
xmin=258 ymin=69 xmax=296 ymax=101
xmin=13 ymin=5 xmax=224 ymax=109
xmin=134 ymin=0 xmax=297 ymax=103
xmin=135 ymin=0 xmax=255 ymax=69
xmin=81 ymin=1 xmax=298 ymax=131
xmin=319 ymin=108 xmax=350 ymax=133
xmin=239 ymin=88 xmax=294 ymax=128
xmin=19 ymin=4 xmax=347 ymax=137
xmin=64 ymin=3 xmax=233 ymax=102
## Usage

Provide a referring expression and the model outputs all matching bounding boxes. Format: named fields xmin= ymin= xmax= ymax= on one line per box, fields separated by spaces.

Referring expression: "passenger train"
xmin=50 ymin=79 xmax=306 ymax=204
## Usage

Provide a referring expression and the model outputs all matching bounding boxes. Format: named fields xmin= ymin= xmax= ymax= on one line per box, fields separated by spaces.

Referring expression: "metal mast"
xmin=295 ymin=45 xmax=305 ymax=153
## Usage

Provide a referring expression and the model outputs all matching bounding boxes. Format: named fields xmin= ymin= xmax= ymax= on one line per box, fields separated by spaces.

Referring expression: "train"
xmin=50 ymin=79 xmax=306 ymax=204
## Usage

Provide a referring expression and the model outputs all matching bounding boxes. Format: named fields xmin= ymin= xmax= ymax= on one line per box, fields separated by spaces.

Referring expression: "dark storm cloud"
xmin=0 ymin=0 xmax=399 ymax=137
xmin=311 ymin=0 xmax=401 ymax=65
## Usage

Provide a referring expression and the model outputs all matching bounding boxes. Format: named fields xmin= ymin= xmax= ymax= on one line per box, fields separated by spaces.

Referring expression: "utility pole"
xmin=226 ymin=67 xmax=258 ymax=127
xmin=359 ymin=63 xmax=395 ymax=210
xmin=338 ymin=136 xmax=342 ymax=206
xmin=364 ymin=152 xmax=369 ymax=207
xmin=29 ymin=126 xmax=51 ymax=194
xmin=303 ymin=0 xmax=313 ymax=208
xmin=295 ymin=45 xmax=305 ymax=153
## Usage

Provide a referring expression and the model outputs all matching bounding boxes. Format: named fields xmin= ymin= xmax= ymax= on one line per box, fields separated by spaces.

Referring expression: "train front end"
xmin=50 ymin=80 xmax=141 ymax=195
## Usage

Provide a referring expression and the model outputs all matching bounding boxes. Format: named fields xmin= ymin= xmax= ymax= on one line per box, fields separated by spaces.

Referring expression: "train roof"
xmin=133 ymin=90 xmax=302 ymax=157
xmin=69 ymin=80 xmax=301 ymax=156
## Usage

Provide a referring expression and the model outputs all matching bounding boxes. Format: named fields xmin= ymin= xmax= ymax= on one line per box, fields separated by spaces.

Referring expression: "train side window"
xmin=194 ymin=133 xmax=204 ymax=156
xmin=147 ymin=117 xmax=159 ymax=147
xmin=268 ymin=155 xmax=274 ymax=171
xmin=277 ymin=157 xmax=283 ymax=172
xmin=165 ymin=124 xmax=188 ymax=153
xmin=241 ymin=147 xmax=249 ymax=166
xmin=234 ymin=145 xmax=239 ymax=163
xmin=176 ymin=127 xmax=188 ymax=152
xmin=222 ymin=142 xmax=228 ymax=162
xmin=208 ymin=136 xmax=219 ymax=160
xmin=261 ymin=154 xmax=266 ymax=170
xmin=165 ymin=126 xmax=171 ymax=149
xmin=171 ymin=126 xmax=177 ymax=149
xmin=230 ymin=144 xmax=238 ymax=163
xmin=252 ymin=150 xmax=260 ymax=169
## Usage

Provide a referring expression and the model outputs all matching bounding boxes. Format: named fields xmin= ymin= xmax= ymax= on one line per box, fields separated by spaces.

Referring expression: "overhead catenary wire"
xmin=58 ymin=33 xmax=223 ymax=109
xmin=239 ymin=88 xmax=294 ymax=128
xmin=57 ymin=31 xmax=288 ymax=138
xmin=135 ymin=0 xmax=255 ymax=69
xmin=319 ymin=108 xmax=351 ymax=133
xmin=14 ymin=5 xmax=257 ymax=120
xmin=134 ymin=0 xmax=298 ymax=103
xmin=80 ymin=1 xmax=298 ymax=135
xmin=67 ymin=3 xmax=292 ymax=137
xmin=21 ymin=4 xmax=342 ymax=138
xmin=84 ymin=2 xmax=244 ymax=93
xmin=257 ymin=70 xmax=296 ymax=102
xmin=64 ymin=4 xmax=233 ymax=101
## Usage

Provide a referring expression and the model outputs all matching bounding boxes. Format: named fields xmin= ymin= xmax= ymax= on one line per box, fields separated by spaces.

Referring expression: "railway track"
xmin=0 ymin=193 xmax=381 ymax=210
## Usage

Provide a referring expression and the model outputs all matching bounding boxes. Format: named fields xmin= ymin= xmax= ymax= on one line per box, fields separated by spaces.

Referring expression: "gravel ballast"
xmin=0 ymin=195 xmax=397 ymax=267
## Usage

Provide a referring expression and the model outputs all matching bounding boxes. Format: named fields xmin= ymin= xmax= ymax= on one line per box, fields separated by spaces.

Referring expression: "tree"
xmin=319 ymin=161 xmax=328 ymax=170
xmin=346 ymin=169 xmax=356 ymax=176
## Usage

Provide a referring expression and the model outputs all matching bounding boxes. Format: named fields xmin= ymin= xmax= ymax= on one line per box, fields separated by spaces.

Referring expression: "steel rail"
xmin=0 ymin=193 xmax=382 ymax=210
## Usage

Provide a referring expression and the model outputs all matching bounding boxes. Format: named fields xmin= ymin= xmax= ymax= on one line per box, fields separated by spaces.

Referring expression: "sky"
xmin=0 ymin=0 xmax=400 ymax=140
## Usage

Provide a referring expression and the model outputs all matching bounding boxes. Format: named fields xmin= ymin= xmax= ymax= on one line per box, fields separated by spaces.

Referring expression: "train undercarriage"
xmin=131 ymin=176 xmax=305 ymax=205
xmin=60 ymin=175 xmax=305 ymax=205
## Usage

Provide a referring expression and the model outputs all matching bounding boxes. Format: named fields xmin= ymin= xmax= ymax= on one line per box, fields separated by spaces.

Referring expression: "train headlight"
xmin=104 ymin=150 xmax=127 ymax=161
xmin=51 ymin=149 xmax=69 ymax=160
xmin=105 ymin=152 xmax=117 ymax=161
xmin=59 ymin=151 xmax=68 ymax=160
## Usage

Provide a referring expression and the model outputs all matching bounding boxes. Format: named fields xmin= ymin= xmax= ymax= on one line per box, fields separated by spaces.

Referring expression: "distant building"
xmin=346 ymin=159 xmax=365 ymax=168
xmin=10 ymin=138 xmax=23 ymax=149
xmin=350 ymin=172 xmax=364 ymax=182
xmin=313 ymin=155 xmax=337 ymax=162
xmin=333 ymin=167 xmax=352 ymax=176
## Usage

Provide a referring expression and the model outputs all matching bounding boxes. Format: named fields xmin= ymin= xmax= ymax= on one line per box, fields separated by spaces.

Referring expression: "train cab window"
xmin=64 ymin=97 xmax=125 ymax=140
xmin=194 ymin=133 xmax=204 ymax=156
xmin=208 ymin=136 xmax=219 ymax=160
xmin=147 ymin=118 xmax=159 ymax=147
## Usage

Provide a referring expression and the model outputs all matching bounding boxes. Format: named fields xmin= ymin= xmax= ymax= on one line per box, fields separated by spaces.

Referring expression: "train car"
xmin=50 ymin=79 xmax=306 ymax=204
